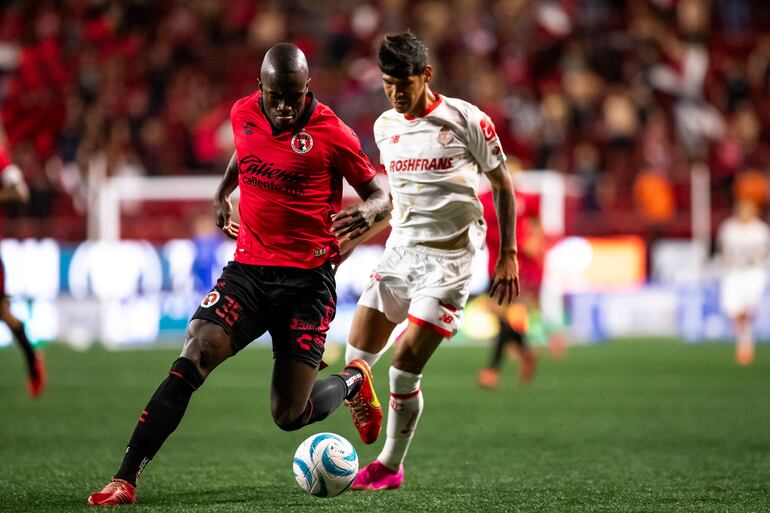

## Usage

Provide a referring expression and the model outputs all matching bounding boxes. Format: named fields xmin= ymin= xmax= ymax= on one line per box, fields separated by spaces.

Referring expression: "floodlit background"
xmin=1 ymin=0 xmax=769 ymax=348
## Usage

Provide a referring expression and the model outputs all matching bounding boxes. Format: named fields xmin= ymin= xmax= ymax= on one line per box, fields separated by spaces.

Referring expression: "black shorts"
xmin=192 ymin=260 xmax=336 ymax=367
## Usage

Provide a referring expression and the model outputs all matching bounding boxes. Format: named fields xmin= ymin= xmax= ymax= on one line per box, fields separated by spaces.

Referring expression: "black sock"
xmin=488 ymin=320 xmax=507 ymax=370
xmin=276 ymin=370 xmax=360 ymax=431
xmin=510 ymin=328 xmax=527 ymax=349
xmin=489 ymin=322 xmax=525 ymax=370
xmin=277 ymin=376 xmax=346 ymax=431
xmin=115 ymin=447 xmax=150 ymax=487
xmin=337 ymin=367 xmax=364 ymax=400
xmin=114 ymin=357 xmax=203 ymax=486
xmin=11 ymin=322 xmax=37 ymax=378
xmin=308 ymin=376 xmax=348 ymax=423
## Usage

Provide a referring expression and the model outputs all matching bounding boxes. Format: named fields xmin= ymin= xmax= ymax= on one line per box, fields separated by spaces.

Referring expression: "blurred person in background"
xmin=733 ymin=168 xmax=769 ymax=209
xmin=0 ymin=124 xmax=44 ymax=398
xmin=477 ymin=179 xmax=541 ymax=389
xmin=343 ymin=32 xmax=519 ymax=491
xmin=191 ymin=213 xmax=226 ymax=293
xmin=717 ymin=199 xmax=770 ymax=365
xmin=1 ymin=2 xmax=769 ymax=242
xmin=633 ymin=167 xmax=676 ymax=278
xmin=88 ymin=43 xmax=390 ymax=506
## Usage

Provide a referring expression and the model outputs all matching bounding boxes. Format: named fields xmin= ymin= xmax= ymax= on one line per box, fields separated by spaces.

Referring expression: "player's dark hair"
xmin=377 ymin=32 xmax=429 ymax=78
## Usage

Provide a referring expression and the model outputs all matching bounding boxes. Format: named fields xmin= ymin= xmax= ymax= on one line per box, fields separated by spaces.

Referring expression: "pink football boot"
xmin=351 ymin=460 xmax=404 ymax=490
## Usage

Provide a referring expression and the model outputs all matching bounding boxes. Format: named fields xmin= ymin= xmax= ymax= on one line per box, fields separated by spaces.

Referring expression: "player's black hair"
xmin=377 ymin=32 xmax=429 ymax=78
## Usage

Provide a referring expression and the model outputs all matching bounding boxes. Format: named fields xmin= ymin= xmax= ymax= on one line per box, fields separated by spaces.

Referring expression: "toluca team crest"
xmin=291 ymin=131 xmax=313 ymax=153
xmin=200 ymin=290 xmax=220 ymax=308
xmin=438 ymin=126 xmax=453 ymax=146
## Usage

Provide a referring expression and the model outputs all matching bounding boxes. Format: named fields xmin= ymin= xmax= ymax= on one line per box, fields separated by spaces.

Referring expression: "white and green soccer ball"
xmin=292 ymin=432 xmax=358 ymax=498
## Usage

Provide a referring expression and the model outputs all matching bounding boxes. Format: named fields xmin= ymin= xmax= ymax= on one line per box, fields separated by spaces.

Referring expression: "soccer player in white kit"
xmin=339 ymin=32 xmax=520 ymax=490
xmin=717 ymin=200 xmax=770 ymax=365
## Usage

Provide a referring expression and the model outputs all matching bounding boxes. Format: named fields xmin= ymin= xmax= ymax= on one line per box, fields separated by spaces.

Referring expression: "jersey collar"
xmin=404 ymin=93 xmax=443 ymax=121
xmin=258 ymin=92 xmax=318 ymax=136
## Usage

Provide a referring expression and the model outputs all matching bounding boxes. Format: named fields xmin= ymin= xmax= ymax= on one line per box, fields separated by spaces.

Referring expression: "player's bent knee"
xmin=272 ymin=409 xmax=307 ymax=431
xmin=181 ymin=321 xmax=233 ymax=378
xmin=270 ymin=392 xmax=309 ymax=431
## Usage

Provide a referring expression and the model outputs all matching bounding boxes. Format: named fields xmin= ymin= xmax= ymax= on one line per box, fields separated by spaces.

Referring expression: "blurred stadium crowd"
xmin=0 ymin=0 xmax=769 ymax=241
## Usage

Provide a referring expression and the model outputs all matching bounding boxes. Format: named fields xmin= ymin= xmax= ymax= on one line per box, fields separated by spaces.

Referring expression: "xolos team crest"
xmin=291 ymin=131 xmax=313 ymax=153
xmin=200 ymin=290 xmax=220 ymax=308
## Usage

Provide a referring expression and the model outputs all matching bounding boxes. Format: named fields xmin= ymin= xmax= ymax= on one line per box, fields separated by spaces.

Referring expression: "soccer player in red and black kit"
xmin=88 ymin=43 xmax=390 ymax=506
xmin=477 ymin=187 xmax=541 ymax=388
xmin=0 ymin=129 xmax=45 ymax=398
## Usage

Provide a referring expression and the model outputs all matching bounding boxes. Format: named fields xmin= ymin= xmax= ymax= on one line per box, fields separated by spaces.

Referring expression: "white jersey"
xmin=374 ymin=94 xmax=506 ymax=247
xmin=718 ymin=217 xmax=770 ymax=271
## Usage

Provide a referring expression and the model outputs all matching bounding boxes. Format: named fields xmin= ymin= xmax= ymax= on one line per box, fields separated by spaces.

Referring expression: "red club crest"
xmin=291 ymin=131 xmax=314 ymax=153
xmin=200 ymin=291 xmax=220 ymax=308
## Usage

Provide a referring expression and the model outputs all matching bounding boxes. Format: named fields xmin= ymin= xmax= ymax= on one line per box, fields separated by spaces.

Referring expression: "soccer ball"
xmin=292 ymin=432 xmax=358 ymax=498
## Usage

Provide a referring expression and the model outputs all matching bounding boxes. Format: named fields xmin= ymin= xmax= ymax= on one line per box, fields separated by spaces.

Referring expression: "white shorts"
xmin=720 ymin=268 xmax=767 ymax=318
xmin=357 ymin=244 xmax=474 ymax=338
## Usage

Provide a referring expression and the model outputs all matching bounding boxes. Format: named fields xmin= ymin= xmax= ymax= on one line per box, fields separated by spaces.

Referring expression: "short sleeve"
xmin=333 ymin=119 xmax=377 ymax=187
xmin=465 ymin=105 xmax=507 ymax=173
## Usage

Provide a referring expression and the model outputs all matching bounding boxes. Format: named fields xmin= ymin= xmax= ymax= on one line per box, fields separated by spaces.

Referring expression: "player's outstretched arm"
xmin=338 ymin=211 xmax=391 ymax=258
xmin=332 ymin=176 xmax=390 ymax=243
xmin=214 ymin=151 xmax=240 ymax=240
xmin=486 ymin=163 xmax=520 ymax=305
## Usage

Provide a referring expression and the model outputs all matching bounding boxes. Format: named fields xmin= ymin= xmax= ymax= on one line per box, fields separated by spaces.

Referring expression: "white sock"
xmin=345 ymin=344 xmax=382 ymax=368
xmin=377 ymin=366 xmax=423 ymax=470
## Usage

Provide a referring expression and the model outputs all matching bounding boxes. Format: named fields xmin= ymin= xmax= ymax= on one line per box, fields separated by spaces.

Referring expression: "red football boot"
xmin=517 ymin=347 xmax=538 ymax=385
xmin=476 ymin=368 xmax=500 ymax=390
xmin=344 ymin=359 xmax=382 ymax=445
xmin=27 ymin=353 xmax=46 ymax=398
xmin=87 ymin=479 xmax=136 ymax=506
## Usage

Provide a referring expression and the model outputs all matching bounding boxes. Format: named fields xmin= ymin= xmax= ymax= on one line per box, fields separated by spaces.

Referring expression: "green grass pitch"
xmin=1 ymin=340 xmax=769 ymax=512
